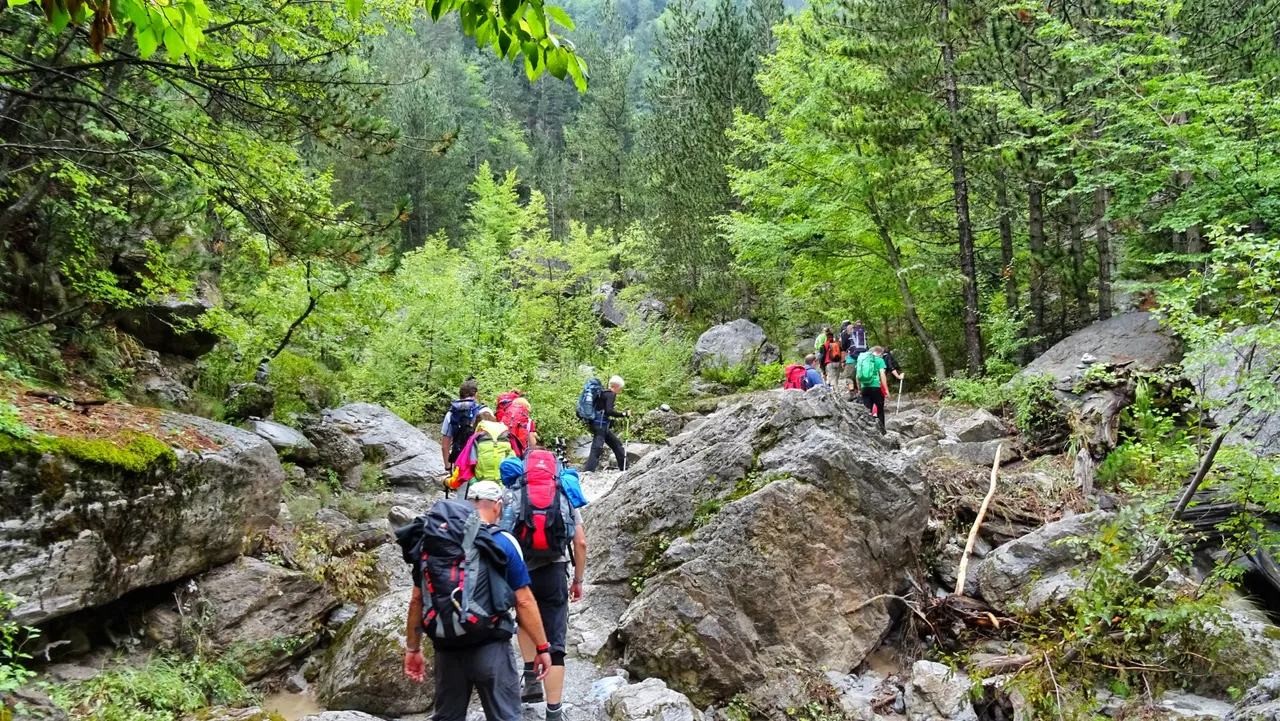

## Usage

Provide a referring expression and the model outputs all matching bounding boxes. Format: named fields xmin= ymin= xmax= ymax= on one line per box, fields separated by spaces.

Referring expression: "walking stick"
xmin=622 ymin=415 xmax=630 ymax=471
xmin=897 ymin=377 xmax=904 ymax=414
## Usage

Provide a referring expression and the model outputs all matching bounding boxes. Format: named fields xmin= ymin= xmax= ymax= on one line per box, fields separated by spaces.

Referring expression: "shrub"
xmin=49 ymin=655 xmax=254 ymax=721
xmin=0 ymin=592 xmax=38 ymax=696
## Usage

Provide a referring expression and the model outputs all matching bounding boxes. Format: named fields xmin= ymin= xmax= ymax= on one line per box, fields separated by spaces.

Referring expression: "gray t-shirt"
xmin=441 ymin=402 xmax=490 ymax=437
xmin=526 ymin=507 xmax=584 ymax=571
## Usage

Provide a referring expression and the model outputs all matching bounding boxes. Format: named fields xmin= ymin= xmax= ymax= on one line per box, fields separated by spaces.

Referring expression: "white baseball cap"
xmin=469 ymin=481 xmax=503 ymax=502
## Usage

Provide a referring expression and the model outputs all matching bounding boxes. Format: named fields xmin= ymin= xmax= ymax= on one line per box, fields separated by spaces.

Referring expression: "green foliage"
xmin=0 ymin=429 xmax=177 ymax=474
xmin=0 ymin=592 xmax=38 ymax=696
xmin=0 ymin=402 xmax=32 ymax=440
xmin=1009 ymin=375 xmax=1063 ymax=443
xmin=260 ymin=525 xmax=380 ymax=603
xmin=699 ymin=363 xmax=754 ymax=389
xmin=49 ymin=655 xmax=253 ymax=721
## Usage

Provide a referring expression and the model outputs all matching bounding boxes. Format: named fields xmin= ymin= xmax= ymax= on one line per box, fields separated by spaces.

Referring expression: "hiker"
xmin=855 ymin=346 xmax=890 ymax=434
xmin=401 ymin=482 xmax=553 ymax=721
xmin=838 ymin=320 xmax=852 ymax=353
xmin=814 ymin=325 xmax=831 ymax=358
xmin=448 ymin=409 xmax=516 ymax=498
xmin=848 ymin=320 xmax=868 ymax=360
xmin=502 ymin=449 xmax=589 ymax=721
xmin=883 ymin=348 xmax=905 ymax=384
xmin=584 ymin=376 xmax=630 ymax=472
xmin=441 ymin=379 xmax=486 ymax=475
xmin=820 ymin=329 xmax=843 ymax=387
xmin=803 ymin=354 xmax=825 ymax=389
xmin=505 ymin=397 xmax=536 ymax=457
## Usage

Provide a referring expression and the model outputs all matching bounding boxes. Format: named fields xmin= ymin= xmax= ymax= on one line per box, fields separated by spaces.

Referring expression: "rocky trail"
xmin=3 ymin=312 xmax=1280 ymax=721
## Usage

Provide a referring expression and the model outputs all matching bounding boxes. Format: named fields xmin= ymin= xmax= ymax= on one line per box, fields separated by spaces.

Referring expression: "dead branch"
xmin=955 ymin=443 xmax=1002 ymax=595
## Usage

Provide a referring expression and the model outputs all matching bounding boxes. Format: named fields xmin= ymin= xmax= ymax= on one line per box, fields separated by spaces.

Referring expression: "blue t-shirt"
xmin=492 ymin=530 xmax=531 ymax=590
xmin=804 ymin=365 xmax=825 ymax=388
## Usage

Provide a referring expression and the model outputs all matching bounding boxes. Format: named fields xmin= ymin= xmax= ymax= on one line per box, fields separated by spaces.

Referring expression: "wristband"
xmin=536 ymin=642 xmax=550 ymax=653
xmin=407 ymin=646 xmax=421 ymax=654
xmin=573 ymin=578 xmax=584 ymax=584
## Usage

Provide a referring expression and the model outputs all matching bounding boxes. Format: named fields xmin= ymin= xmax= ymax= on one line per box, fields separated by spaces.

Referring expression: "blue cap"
xmin=499 ymin=457 xmax=525 ymax=488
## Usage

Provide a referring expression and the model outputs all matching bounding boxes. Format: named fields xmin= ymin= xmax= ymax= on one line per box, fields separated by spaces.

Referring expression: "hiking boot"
xmin=521 ymin=675 xmax=544 ymax=703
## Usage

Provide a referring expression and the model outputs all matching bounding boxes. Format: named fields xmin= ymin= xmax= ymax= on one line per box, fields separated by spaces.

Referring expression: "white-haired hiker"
xmin=584 ymin=376 xmax=630 ymax=471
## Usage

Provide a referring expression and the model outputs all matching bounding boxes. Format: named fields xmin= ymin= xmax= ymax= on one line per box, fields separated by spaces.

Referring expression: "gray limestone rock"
xmin=318 ymin=588 xmax=433 ymax=716
xmin=693 ymin=319 xmax=770 ymax=372
xmin=1015 ymin=312 xmax=1180 ymax=384
xmin=976 ymin=511 xmax=1113 ymax=613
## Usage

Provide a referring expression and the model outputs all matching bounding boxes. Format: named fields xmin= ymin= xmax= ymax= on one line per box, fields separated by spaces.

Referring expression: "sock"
xmin=546 ymin=702 xmax=563 ymax=721
xmin=523 ymin=662 xmax=536 ymax=681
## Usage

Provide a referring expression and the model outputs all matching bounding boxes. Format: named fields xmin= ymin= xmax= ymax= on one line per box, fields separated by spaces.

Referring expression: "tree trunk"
xmin=1066 ymin=172 xmax=1089 ymax=323
xmin=870 ymin=208 xmax=948 ymax=384
xmin=1028 ymin=175 xmax=1047 ymax=354
xmin=996 ymin=167 xmax=1018 ymax=313
xmin=1095 ymin=187 xmax=1112 ymax=320
xmin=941 ymin=0 xmax=983 ymax=375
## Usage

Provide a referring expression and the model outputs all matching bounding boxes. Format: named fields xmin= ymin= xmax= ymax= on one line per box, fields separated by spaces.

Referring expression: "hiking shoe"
xmin=521 ymin=676 xmax=544 ymax=703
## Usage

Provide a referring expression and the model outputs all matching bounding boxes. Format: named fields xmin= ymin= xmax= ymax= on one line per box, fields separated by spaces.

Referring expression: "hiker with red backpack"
xmin=782 ymin=354 xmax=825 ymax=391
xmin=495 ymin=449 xmax=588 ymax=721
xmin=447 ymin=409 xmax=517 ymax=498
xmin=398 ymin=482 xmax=552 ymax=721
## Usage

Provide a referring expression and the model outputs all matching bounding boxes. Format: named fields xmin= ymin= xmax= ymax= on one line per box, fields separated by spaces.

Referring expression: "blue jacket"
xmin=804 ymin=365 xmax=825 ymax=388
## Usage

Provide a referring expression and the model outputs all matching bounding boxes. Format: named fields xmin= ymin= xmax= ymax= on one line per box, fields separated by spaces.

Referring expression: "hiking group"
xmin=399 ymin=375 xmax=629 ymax=721
xmin=783 ymin=320 xmax=905 ymax=434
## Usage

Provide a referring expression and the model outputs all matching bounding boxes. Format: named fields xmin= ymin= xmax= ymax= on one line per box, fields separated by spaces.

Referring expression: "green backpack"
xmin=473 ymin=420 xmax=515 ymax=482
xmin=856 ymin=353 xmax=881 ymax=388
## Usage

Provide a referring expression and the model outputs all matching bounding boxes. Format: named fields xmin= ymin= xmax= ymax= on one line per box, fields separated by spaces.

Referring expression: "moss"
xmin=0 ymin=428 xmax=176 ymax=473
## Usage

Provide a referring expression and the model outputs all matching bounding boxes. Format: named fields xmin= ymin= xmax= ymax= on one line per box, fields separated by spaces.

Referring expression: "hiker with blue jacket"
xmin=584 ymin=376 xmax=630 ymax=472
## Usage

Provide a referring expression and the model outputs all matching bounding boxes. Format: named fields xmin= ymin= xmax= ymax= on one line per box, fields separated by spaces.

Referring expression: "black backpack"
xmin=446 ymin=399 xmax=478 ymax=465
xmin=396 ymin=499 xmax=517 ymax=649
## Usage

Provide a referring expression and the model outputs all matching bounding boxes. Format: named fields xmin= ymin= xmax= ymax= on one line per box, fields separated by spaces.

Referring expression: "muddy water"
xmin=263 ymin=691 xmax=324 ymax=721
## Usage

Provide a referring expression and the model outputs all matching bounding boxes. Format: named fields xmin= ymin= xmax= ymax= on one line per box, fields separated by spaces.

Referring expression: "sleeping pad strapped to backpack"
xmin=394 ymin=499 xmax=517 ymax=649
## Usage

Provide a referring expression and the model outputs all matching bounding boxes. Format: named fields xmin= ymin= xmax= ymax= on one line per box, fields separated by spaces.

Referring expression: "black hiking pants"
xmin=861 ymin=386 xmax=886 ymax=435
xmin=433 ymin=640 xmax=521 ymax=721
xmin=585 ymin=422 xmax=625 ymax=471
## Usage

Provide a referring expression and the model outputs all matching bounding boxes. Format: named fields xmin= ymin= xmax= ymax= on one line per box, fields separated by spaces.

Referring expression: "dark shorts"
xmin=528 ymin=561 xmax=569 ymax=654
xmin=433 ymin=641 xmax=520 ymax=721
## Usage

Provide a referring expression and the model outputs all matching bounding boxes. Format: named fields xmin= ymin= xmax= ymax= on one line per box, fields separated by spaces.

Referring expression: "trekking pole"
xmin=897 ymin=377 xmax=904 ymax=414
xmin=622 ymin=415 xmax=630 ymax=472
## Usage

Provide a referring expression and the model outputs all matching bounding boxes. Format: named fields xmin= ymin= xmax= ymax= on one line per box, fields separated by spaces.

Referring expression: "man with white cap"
xmin=403 ymin=481 xmax=552 ymax=721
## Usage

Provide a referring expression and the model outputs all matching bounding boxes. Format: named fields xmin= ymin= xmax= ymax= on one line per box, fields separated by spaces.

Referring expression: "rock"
xmin=886 ymin=409 xmax=942 ymax=440
xmin=117 ymin=294 xmax=220 ymax=358
xmin=179 ymin=707 xmax=277 ymax=721
xmin=1157 ymin=692 xmax=1232 ymax=719
xmin=976 ymin=511 xmax=1113 ymax=613
xmin=949 ymin=409 xmax=1007 ymax=443
xmin=692 ymin=319 xmax=770 ymax=372
xmin=759 ymin=342 xmax=781 ymax=365
xmin=2 ymin=687 xmax=70 ymax=721
xmin=335 ymin=520 xmax=392 ymax=552
xmin=594 ymin=283 xmax=628 ymax=328
xmin=690 ymin=379 xmax=734 ymax=398
xmin=606 ymin=678 xmax=703 ymax=721
xmin=596 ymin=443 xmax=658 ymax=471
xmin=1199 ymin=328 xmax=1280 ymax=456
xmin=1015 ymin=312 xmax=1180 ymax=384
xmin=933 ymin=537 xmax=981 ymax=597
xmin=325 ymin=402 xmax=432 ymax=467
xmin=328 ymin=604 xmax=359 ymax=629
xmin=637 ymin=295 xmax=670 ymax=322
xmin=192 ymin=556 xmax=339 ymax=678
xmin=588 ymin=675 xmax=630 ymax=704
xmin=638 ymin=408 xmax=686 ymax=439
xmin=131 ymin=353 xmax=193 ymax=408
xmin=251 ymin=420 xmax=317 ymax=463
xmin=388 ymin=505 xmax=416 ymax=527
xmin=318 ymin=589 xmax=431 ymax=716
xmin=1228 ymin=672 xmax=1280 ymax=720
xmin=936 ymin=439 xmax=1015 ymax=467
xmin=382 ymin=453 xmax=446 ymax=489
xmin=904 ymin=661 xmax=976 ymax=721
xmin=568 ymin=582 xmax=632 ymax=662
xmin=299 ymin=713 xmax=386 ymax=721
xmin=0 ymin=413 xmax=282 ymax=626
xmin=300 ymin=419 xmax=363 ymax=473
xmin=225 ymin=382 xmax=275 ymax=420
xmin=594 ymin=390 xmax=928 ymax=705
xmin=285 ymin=671 xmax=308 ymax=693
xmin=373 ymin=542 xmax=412 ymax=591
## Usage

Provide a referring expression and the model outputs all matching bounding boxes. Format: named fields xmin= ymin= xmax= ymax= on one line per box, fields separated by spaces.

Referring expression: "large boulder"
xmin=591 ymin=390 xmax=929 ymax=705
xmin=594 ymin=283 xmax=628 ymax=328
xmin=192 ymin=556 xmax=340 ymax=679
xmin=299 ymin=419 xmax=363 ymax=473
xmin=1228 ymin=672 xmax=1280 ymax=720
xmin=318 ymin=588 xmax=432 ymax=716
xmin=251 ymin=420 xmax=317 ymax=463
xmin=324 ymin=403 xmax=445 ymax=486
xmin=116 ymin=294 xmax=221 ymax=358
xmin=605 ymin=678 xmax=702 ymax=721
xmin=693 ymin=319 xmax=771 ymax=372
xmin=1015 ymin=312 xmax=1180 ymax=383
xmin=224 ymin=382 xmax=275 ymax=420
xmin=0 ymin=413 xmax=282 ymax=625
xmin=1198 ymin=328 xmax=1280 ymax=456
xmin=976 ymin=511 xmax=1112 ymax=613
xmin=904 ymin=661 xmax=976 ymax=721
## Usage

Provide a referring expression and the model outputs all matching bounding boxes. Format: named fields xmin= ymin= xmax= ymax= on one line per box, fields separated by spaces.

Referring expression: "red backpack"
xmin=783 ymin=364 xmax=808 ymax=390
xmin=495 ymin=391 xmax=522 ymax=425
xmin=511 ymin=449 xmax=575 ymax=559
xmin=505 ymin=403 xmax=534 ymax=457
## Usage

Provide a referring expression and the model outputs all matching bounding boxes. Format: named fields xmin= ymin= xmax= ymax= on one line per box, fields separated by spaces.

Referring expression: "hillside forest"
xmin=2 ymin=0 xmax=1280 ymax=718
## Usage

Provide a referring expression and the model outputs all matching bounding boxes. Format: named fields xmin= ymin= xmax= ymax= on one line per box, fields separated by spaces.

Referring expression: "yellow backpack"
xmin=473 ymin=420 xmax=515 ymax=482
